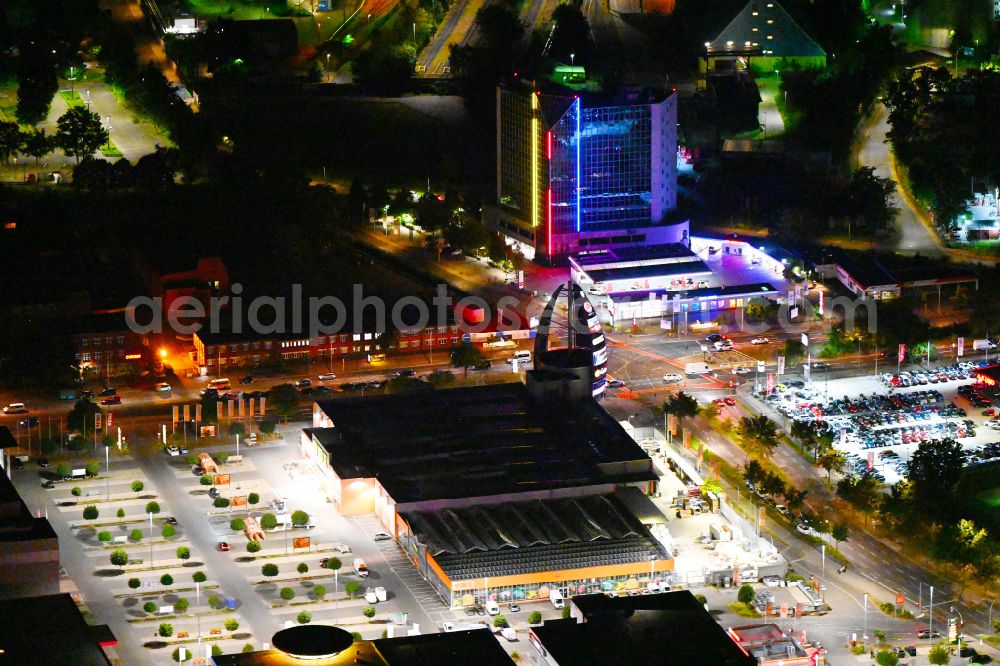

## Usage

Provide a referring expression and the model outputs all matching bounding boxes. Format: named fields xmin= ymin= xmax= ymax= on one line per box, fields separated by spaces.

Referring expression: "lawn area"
xmin=100 ymin=140 xmax=124 ymax=158
xmin=59 ymin=90 xmax=86 ymax=109
xmin=183 ymin=0 xmax=311 ymax=19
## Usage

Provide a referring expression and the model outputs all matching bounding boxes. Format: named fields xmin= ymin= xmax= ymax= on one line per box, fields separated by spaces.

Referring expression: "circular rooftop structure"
xmin=271 ymin=625 xmax=354 ymax=660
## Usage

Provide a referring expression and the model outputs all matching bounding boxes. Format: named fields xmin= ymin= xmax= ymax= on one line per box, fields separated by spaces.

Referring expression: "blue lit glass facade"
xmin=549 ymin=99 xmax=581 ymax=236
xmin=578 ymin=105 xmax=653 ymax=230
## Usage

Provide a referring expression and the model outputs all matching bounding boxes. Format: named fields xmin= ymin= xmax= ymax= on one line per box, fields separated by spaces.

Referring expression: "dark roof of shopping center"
xmin=584 ymin=260 xmax=712 ymax=283
xmin=532 ymin=591 xmax=758 ymax=666
xmin=570 ymin=244 xmax=697 ymax=267
xmin=0 ymin=594 xmax=114 ymax=665
xmin=610 ymin=282 xmax=778 ymax=303
xmin=400 ymin=492 xmax=669 ymax=580
xmin=312 ymin=383 xmax=656 ymax=504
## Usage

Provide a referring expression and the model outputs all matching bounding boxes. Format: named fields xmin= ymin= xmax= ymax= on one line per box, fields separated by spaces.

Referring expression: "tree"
xmin=161 ymin=573 xmax=174 ymax=586
xmin=225 ymin=618 xmax=239 ymax=632
xmin=176 ymin=546 xmax=190 ymax=560
xmin=231 ymin=518 xmax=245 ymax=531
xmin=528 ymin=611 xmax=542 ymax=624
xmin=313 ymin=584 xmax=327 ymax=600
xmin=297 ymin=611 xmax=312 ymax=624
xmin=782 ymin=339 xmax=805 ymax=365
xmin=0 ymin=122 xmax=21 ymax=166
xmin=363 ymin=605 xmax=376 ymax=618
xmin=324 ymin=557 xmax=342 ymax=571
xmin=818 ymin=448 xmax=847 ymax=483
xmin=68 ymin=399 xmax=99 ymax=434
xmin=83 ymin=505 xmax=99 ymax=521
xmin=243 ymin=644 xmax=255 ymax=653
xmin=664 ymin=392 xmax=700 ymax=441
xmin=158 ymin=623 xmax=173 ymax=637
xmin=56 ymin=107 xmax=108 ymax=163
xmin=297 ymin=562 xmax=309 ymax=575
xmin=129 ymin=529 xmax=143 ymax=542
xmin=96 ymin=531 xmax=110 ymax=542
xmin=131 ymin=480 xmax=144 ymax=492
xmin=831 ymin=522 xmax=849 ymax=548
xmin=268 ymin=384 xmax=301 ymax=421
xmin=21 ymin=128 xmax=53 ymax=164
xmin=875 ymin=650 xmax=899 ymax=666
xmin=228 ymin=422 xmax=246 ymax=437
xmin=928 ymin=643 xmax=951 ymax=664
xmin=450 ymin=342 xmax=486 ymax=378
xmin=117 ymin=508 xmax=126 ymax=519
xmin=737 ymin=584 xmax=755 ymax=605
xmin=262 ymin=563 xmax=279 ymax=578
xmin=214 ymin=497 xmax=230 ymax=508
xmin=71 ymin=486 xmax=82 ymax=497
xmin=246 ymin=541 xmax=261 ymax=553
xmin=836 ymin=472 xmax=883 ymax=525
xmin=212 ymin=645 xmax=223 ymax=657
xmin=128 ymin=578 xmax=141 ymax=589
xmin=193 ymin=571 xmax=207 ymax=583
xmin=248 ymin=492 xmax=260 ymax=507
xmin=111 ymin=550 xmax=128 ymax=567
xmin=162 ymin=524 xmax=176 ymax=539
xmin=291 ymin=510 xmax=309 ymax=527
xmin=906 ymin=439 xmax=965 ymax=515
xmin=144 ymin=601 xmax=158 ymax=613
xmin=200 ymin=475 xmax=214 ymax=486
xmin=737 ymin=415 xmax=781 ymax=461
xmin=344 ymin=580 xmax=361 ymax=598
xmin=146 ymin=501 xmax=161 ymax=515
xmin=280 ymin=587 xmax=295 ymax=601
xmin=259 ymin=419 xmax=276 ymax=435
xmin=208 ymin=595 xmax=220 ymax=609
xmin=260 ymin=513 xmax=278 ymax=530
xmin=85 ymin=460 xmax=100 ymax=477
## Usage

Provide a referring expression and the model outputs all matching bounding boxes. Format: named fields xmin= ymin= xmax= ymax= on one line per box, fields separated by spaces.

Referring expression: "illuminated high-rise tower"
xmin=488 ymin=72 xmax=683 ymax=262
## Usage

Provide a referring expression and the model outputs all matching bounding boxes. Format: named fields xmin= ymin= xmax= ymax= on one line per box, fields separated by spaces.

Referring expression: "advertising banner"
xmin=766 ymin=373 xmax=775 ymax=393
xmin=293 ymin=537 xmax=311 ymax=549
xmin=958 ymin=337 xmax=965 ymax=357
xmin=231 ymin=495 xmax=247 ymax=507
xmin=95 ymin=413 xmax=102 ymax=430
xmin=107 ymin=412 xmax=113 ymax=429
xmin=214 ymin=474 xmax=230 ymax=486
xmin=777 ymin=356 xmax=786 ymax=375
xmin=898 ymin=344 xmax=906 ymax=364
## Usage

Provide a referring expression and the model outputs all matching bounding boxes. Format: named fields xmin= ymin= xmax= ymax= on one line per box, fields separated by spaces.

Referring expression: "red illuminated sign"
xmin=977 ymin=373 xmax=997 ymax=387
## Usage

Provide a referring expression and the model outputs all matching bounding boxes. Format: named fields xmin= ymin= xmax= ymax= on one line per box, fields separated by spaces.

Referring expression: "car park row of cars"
xmin=880 ymin=362 xmax=983 ymax=388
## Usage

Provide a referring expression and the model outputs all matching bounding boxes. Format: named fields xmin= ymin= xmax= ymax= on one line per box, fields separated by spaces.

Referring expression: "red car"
xmin=724 ymin=396 xmax=737 ymax=406
xmin=100 ymin=395 xmax=121 ymax=405
xmin=217 ymin=542 xmax=230 ymax=552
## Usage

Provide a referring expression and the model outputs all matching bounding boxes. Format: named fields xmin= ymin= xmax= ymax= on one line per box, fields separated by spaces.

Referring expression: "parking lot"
xmin=759 ymin=361 xmax=1000 ymax=484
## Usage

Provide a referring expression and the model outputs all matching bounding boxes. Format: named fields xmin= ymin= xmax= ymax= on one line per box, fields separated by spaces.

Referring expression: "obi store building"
xmin=301 ymin=382 xmax=674 ymax=607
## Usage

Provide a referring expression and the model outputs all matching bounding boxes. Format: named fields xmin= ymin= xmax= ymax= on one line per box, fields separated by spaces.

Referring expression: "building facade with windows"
xmin=489 ymin=74 xmax=684 ymax=262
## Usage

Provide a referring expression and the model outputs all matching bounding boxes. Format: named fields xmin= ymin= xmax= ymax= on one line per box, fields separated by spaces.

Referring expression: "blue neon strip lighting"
xmin=575 ymin=98 xmax=581 ymax=232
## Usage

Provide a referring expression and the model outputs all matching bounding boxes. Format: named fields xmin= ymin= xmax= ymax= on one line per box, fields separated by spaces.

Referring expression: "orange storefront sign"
xmin=293 ymin=537 xmax=311 ymax=549
xmin=214 ymin=474 xmax=230 ymax=486
xmin=231 ymin=495 xmax=247 ymax=507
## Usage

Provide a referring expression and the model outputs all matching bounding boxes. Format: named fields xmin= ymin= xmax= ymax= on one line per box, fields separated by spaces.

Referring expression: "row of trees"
xmin=0 ymin=106 xmax=107 ymax=166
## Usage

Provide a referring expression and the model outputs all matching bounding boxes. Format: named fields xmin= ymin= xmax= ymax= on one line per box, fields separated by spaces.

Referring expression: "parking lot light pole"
xmin=150 ymin=512 xmax=154 ymax=567
xmin=929 ymin=585 xmax=934 ymax=640
xmin=952 ymin=607 xmax=964 ymax=655
xmin=863 ymin=593 xmax=868 ymax=641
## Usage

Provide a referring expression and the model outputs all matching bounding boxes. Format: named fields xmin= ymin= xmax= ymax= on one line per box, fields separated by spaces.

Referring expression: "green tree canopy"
xmin=56 ymin=106 xmax=108 ymax=163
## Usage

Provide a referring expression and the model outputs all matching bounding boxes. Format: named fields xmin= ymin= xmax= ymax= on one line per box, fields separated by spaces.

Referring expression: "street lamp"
xmin=863 ymin=592 xmax=869 ymax=641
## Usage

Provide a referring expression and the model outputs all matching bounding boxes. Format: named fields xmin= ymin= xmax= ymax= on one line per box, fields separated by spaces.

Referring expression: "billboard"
xmin=214 ymin=474 xmax=230 ymax=486
xmin=293 ymin=537 xmax=311 ymax=549
xmin=231 ymin=495 xmax=247 ymax=507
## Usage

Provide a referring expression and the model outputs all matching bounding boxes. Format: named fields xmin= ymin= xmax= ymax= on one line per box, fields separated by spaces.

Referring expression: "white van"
xmin=3 ymin=403 xmax=27 ymax=414
xmin=208 ymin=378 xmax=231 ymax=391
xmin=549 ymin=589 xmax=565 ymax=609
xmin=507 ymin=350 xmax=532 ymax=364
xmin=353 ymin=558 xmax=369 ymax=577
xmin=485 ymin=599 xmax=500 ymax=616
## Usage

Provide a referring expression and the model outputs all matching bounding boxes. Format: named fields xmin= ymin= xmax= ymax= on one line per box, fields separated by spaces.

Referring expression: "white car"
xmin=734 ymin=367 xmax=751 ymax=375
xmin=375 ymin=587 xmax=387 ymax=602
xmin=3 ymin=403 xmax=27 ymax=414
xmin=318 ymin=373 xmax=337 ymax=381
xmin=373 ymin=531 xmax=392 ymax=541
xmin=500 ymin=627 xmax=517 ymax=642
xmin=663 ymin=373 xmax=682 ymax=383
xmin=353 ymin=558 xmax=369 ymax=577
xmin=751 ymin=337 xmax=769 ymax=345
xmin=713 ymin=341 xmax=734 ymax=351
xmin=796 ymin=524 xmax=820 ymax=537
xmin=155 ymin=382 xmax=172 ymax=392
xmin=486 ymin=599 xmax=500 ymax=615
xmin=365 ymin=589 xmax=379 ymax=604
xmin=761 ymin=576 xmax=781 ymax=587
xmin=166 ymin=446 xmax=180 ymax=456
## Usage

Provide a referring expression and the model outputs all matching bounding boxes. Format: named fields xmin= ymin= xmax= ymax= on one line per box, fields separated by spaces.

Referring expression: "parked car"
xmin=607 ymin=379 xmax=626 ymax=388
xmin=166 ymin=446 xmax=180 ymax=456
xmin=508 ymin=603 xmax=521 ymax=613
xmin=705 ymin=334 xmax=723 ymax=343
xmin=500 ymin=627 xmax=517 ymax=642
xmin=294 ymin=379 xmax=312 ymax=388
xmin=41 ymin=480 xmax=55 ymax=489
xmin=353 ymin=558 xmax=369 ymax=577
xmin=472 ymin=360 xmax=492 ymax=370
xmin=365 ymin=588 xmax=379 ymax=604
xmin=99 ymin=387 xmax=117 ymax=397
xmin=3 ymin=403 xmax=28 ymax=414
xmin=373 ymin=531 xmax=392 ymax=541
xmin=165 ymin=517 xmax=178 ymax=525
xmin=486 ymin=599 xmax=500 ymax=616
xmin=239 ymin=375 xmax=255 ymax=385
xmin=100 ymin=395 xmax=121 ymax=405
xmin=318 ymin=373 xmax=337 ymax=381
xmin=663 ymin=373 xmax=682 ymax=383
xmin=375 ymin=587 xmax=387 ymax=602
xmin=208 ymin=487 xmax=220 ymax=499
xmin=217 ymin=542 xmax=230 ymax=551
xmin=154 ymin=383 xmax=172 ymax=392
xmin=751 ymin=337 xmax=769 ymax=345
